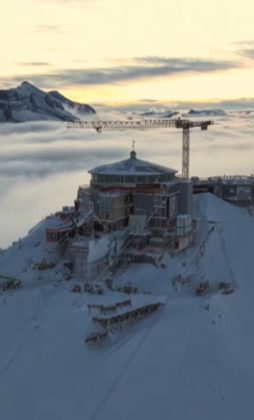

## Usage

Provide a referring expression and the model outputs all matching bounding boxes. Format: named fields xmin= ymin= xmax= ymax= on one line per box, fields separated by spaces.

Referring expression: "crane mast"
xmin=67 ymin=118 xmax=214 ymax=179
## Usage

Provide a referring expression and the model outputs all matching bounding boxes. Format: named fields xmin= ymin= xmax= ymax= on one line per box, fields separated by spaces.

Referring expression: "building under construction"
xmin=46 ymin=148 xmax=194 ymax=280
xmin=78 ymin=149 xmax=192 ymax=232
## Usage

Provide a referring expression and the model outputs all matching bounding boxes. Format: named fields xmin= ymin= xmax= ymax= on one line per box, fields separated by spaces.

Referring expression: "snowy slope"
xmin=1 ymin=193 xmax=254 ymax=420
xmin=0 ymin=82 xmax=95 ymax=122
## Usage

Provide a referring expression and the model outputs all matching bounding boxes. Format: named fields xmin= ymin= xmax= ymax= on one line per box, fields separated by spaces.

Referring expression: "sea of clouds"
xmin=0 ymin=109 xmax=254 ymax=248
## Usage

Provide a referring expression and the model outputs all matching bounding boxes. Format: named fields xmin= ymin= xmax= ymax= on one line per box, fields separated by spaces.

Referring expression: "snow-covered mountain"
xmin=136 ymin=108 xmax=227 ymax=119
xmin=0 ymin=81 xmax=95 ymax=122
xmin=140 ymin=110 xmax=180 ymax=119
xmin=1 ymin=193 xmax=254 ymax=420
xmin=188 ymin=108 xmax=227 ymax=117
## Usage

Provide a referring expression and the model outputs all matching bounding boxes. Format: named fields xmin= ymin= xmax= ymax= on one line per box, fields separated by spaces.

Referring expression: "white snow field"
xmin=1 ymin=193 xmax=254 ymax=420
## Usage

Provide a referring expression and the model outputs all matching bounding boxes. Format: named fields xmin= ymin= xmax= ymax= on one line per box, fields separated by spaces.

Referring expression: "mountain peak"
xmin=17 ymin=81 xmax=43 ymax=94
xmin=19 ymin=80 xmax=38 ymax=90
xmin=0 ymin=82 xmax=96 ymax=122
xmin=21 ymin=80 xmax=33 ymax=86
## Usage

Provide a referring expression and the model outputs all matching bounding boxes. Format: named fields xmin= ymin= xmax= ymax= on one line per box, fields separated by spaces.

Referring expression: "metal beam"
xmin=67 ymin=119 xmax=213 ymax=131
xmin=182 ymin=128 xmax=190 ymax=179
xmin=67 ymin=118 xmax=214 ymax=179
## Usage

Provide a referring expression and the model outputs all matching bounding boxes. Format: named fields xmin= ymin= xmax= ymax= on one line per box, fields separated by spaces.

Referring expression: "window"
xmin=137 ymin=176 xmax=147 ymax=183
xmin=125 ymin=175 xmax=135 ymax=183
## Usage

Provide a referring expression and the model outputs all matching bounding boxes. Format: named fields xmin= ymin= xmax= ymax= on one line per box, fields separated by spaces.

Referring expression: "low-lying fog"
xmin=1 ymin=110 xmax=254 ymax=248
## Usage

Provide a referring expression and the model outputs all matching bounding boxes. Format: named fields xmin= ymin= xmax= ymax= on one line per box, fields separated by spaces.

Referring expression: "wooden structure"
xmin=84 ymin=329 xmax=110 ymax=346
xmin=92 ymin=302 xmax=162 ymax=329
xmin=85 ymin=301 xmax=162 ymax=347
xmin=87 ymin=303 xmax=104 ymax=312
xmin=87 ymin=299 xmax=132 ymax=314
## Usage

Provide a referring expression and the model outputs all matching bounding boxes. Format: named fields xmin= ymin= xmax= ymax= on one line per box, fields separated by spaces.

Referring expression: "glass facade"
xmin=92 ymin=173 xmax=174 ymax=185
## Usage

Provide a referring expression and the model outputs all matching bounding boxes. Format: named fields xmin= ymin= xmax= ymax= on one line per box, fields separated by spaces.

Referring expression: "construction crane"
xmin=67 ymin=118 xmax=214 ymax=179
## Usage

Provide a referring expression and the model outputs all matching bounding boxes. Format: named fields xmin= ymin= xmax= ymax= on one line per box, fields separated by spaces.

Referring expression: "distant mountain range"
xmin=140 ymin=110 xmax=180 ymax=119
xmin=188 ymin=108 xmax=226 ymax=117
xmin=0 ymin=81 xmax=96 ymax=122
xmin=139 ymin=108 xmax=227 ymax=119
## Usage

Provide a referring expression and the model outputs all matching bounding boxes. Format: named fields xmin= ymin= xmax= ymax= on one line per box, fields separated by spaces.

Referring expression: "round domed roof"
xmin=89 ymin=151 xmax=177 ymax=177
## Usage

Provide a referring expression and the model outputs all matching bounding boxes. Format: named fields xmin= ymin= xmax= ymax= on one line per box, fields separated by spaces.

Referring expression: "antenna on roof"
xmin=130 ymin=140 xmax=137 ymax=159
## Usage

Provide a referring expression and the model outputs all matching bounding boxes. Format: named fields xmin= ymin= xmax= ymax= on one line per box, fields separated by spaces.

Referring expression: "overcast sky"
xmin=1 ymin=0 xmax=254 ymax=106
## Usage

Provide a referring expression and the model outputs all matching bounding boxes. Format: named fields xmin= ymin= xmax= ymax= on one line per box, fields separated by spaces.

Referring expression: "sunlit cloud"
xmin=33 ymin=24 xmax=65 ymax=32
xmin=97 ymin=97 xmax=254 ymax=112
xmin=48 ymin=0 xmax=99 ymax=2
xmin=18 ymin=62 xmax=52 ymax=67
xmin=230 ymin=40 xmax=254 ymax=60
xmin=231 ymin=40 xmax=254 ymax=47
xmin=236 ymin=48 xmax=254 ymax=59
xmin=5 ymin=56 xmax=240 ymax=89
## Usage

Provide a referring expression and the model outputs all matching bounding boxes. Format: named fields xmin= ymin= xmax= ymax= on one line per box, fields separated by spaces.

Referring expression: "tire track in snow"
xmin=216 ymin=225 xmax=237 ymax=289
xmin=165 ymin=306 xmax=200 ymax=418
xmin=0 ymin=327 xmax=37 ymax=376
xmin=165 ymin=223 xmax=234 ymax=416
xmin=0 ymin=285 xmax=57 ymax=376
xmin=88 ymin=262 xmax=183 ymax=420
xmin=88 ymin=307 xmax=164 ymax=420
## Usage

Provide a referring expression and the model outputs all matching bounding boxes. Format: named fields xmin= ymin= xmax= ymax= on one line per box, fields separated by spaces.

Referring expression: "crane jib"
xmin=66 ymin=119 xmax=214 ymax=179
xmin=66 ymin=119 xmax=213 ymax=130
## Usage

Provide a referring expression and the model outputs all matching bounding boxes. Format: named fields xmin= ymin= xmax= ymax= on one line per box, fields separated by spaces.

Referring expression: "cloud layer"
xmin=1 ymin=108 xmax=254 ymax=248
